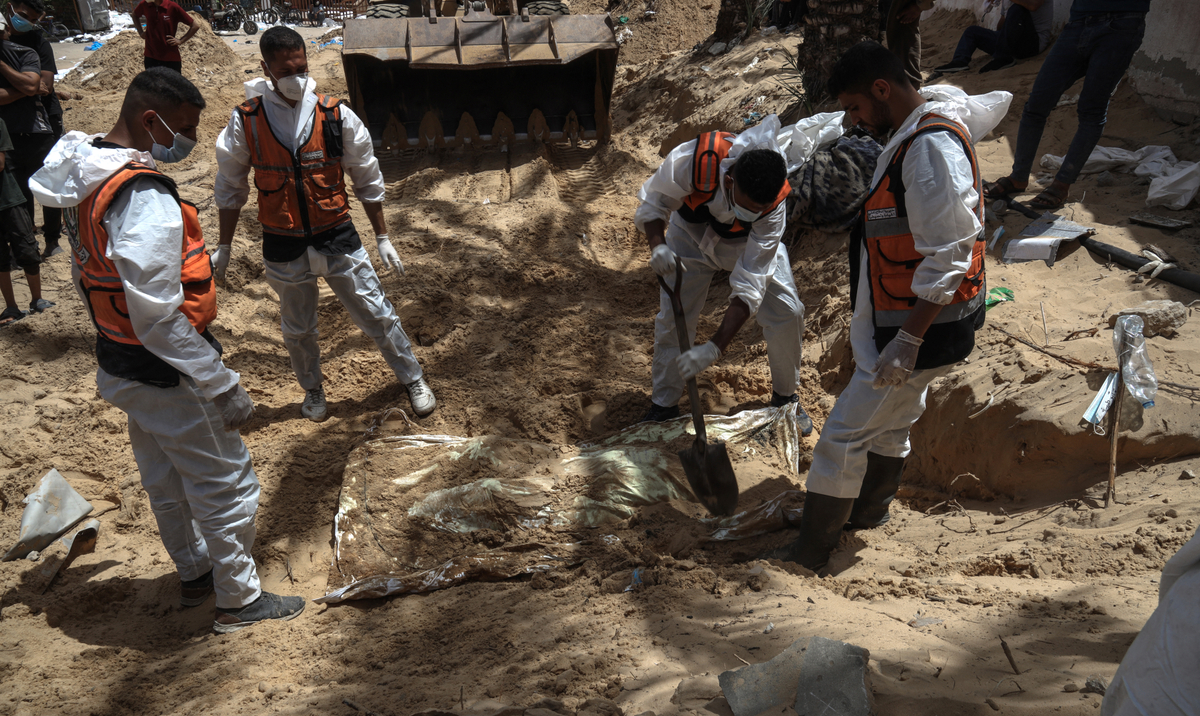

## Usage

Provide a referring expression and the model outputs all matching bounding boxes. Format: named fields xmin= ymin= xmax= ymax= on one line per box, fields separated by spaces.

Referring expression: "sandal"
xmin=1029 ymin=184 xmax=1068 ymax=212
xmin=0 ymin=306 xmax=26 ymax=328
xmin=983 ymin=176 xmax=1026 ymax=201
xmin=29 ymin=298 xmax=55 ymax=313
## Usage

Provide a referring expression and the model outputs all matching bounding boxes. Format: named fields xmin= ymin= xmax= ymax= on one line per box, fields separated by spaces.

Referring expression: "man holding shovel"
xmin=635 ymin=123 xmax=812 ymax=437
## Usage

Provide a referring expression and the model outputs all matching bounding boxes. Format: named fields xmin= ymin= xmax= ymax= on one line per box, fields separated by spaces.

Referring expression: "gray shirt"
xmin=1028 ymin=0 xmax=1056 ymax=52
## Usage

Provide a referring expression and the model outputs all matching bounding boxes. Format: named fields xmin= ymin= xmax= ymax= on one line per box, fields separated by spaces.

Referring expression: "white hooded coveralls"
xmin=213 ymin=77 xmax=422 ymax=391
xmin=635 ymin=125 xmax=805 ymax=408
xmin=805 ymin=86 xmax=1012 ymax=500
xmin=29 ymin=133 xmax=262 ymax=609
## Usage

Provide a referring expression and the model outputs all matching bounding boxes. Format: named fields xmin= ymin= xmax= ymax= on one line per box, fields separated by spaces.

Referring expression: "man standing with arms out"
xmin=984 ymin=0 xmax=1150 ymax=211
xmin=635 ymin=122 xmax=812 ymax=435
xmin=213 ymin=27 xmax=435 ymax=422
xmin=30 ymin=68 xmax=304 ymax=632
xmin=4 ymin=0 xmax=64 ymax=257
xmin=772 ymin=42 xmax=1008 ymax=572
xmin=132 ymin=0 xmax=197 ymax=74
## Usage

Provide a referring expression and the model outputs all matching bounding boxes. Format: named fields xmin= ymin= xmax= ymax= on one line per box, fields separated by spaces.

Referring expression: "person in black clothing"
xmin=0 ymin=0 xmax=60 ymax=258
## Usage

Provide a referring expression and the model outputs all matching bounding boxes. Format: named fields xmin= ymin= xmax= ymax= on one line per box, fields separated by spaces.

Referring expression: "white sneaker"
xmin=405 ymin=377 xmax=436 ymax=417
xmin=301 ymin=386 xmax=328 ymax=422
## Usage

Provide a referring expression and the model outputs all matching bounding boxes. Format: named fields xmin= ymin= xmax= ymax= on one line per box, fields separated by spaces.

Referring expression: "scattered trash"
xmin=988 ymin=226 xmax=1005 ymax=251
xmin=908 ymin=613 xmax=944 ymax=628
xmin=1082 ymin=372 xmax=1119 ymax=433
xmin=482 ymin=198 xmax=491 ymax=205
xmin=84 ymin=41 xmax=102 ymax=51
xmin=1080 ymin=676 xmax=1108 ymax=695
xmin=1113 ymin=315 xmax=1157 ymax=409
xmin=984 ymin=286 xmax=1014 ymax=311
xmin=991 ymin=198 xmax=1009 ymax=216
xmin=1129 ymin=212 xmax=1193 ymax=231
xmin=708 ymin=41 xmax=727 ymax=55
xmin=794 ymin=637 xmax=873 ymax=716
xmin=1079 ymin=236 xmax=1200 ymax=295
xmin=624 ymin=567 xmax=644 ymax=592
xmin=763 ymin=622 xmax=775 ymax=634
xmin=744 ymin=57 xmax=759 ymax=72
xmin=617 ymin=15 xmax=629 ymax=23
xmin=1002 ymin=212 xmax=1095 ymax=267
xmin=718 ymin=636 xmax=807 ymax=716
xmin=1135 ymin=246 xmax=1178 ymax=280
xmin=760 ymin=25 xmax=779 ymax=37
xmin=1040 ymin=144 xmax=1199 ymax=210
xmin=700 ymin=65 xmax=712 ymax=72
xmin=615 ymin=27 xmax=633 ymax=44
xmin=42 ymin=520 xmax=100 ymax=594
xmin=1147 ymin=161 xmax=1199 ymax=210
xmin=3 ymin=469 xmax=94 ymax=562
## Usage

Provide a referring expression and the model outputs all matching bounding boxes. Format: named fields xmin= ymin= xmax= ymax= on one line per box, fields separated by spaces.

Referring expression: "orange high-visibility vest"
xmin=675 ymin=131 xmax=791 ymax=239
xmin=71 ymin=162 xmax=216 ymax=348
xmin=855 ymin=113 xmax=986 ymax=368
xmin=238 ymin=93 xmax=351 ymax=238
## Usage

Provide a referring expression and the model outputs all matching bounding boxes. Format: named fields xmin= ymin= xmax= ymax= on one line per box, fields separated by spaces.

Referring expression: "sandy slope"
xmin=1 ymin=8 xmax=1199 ymax=716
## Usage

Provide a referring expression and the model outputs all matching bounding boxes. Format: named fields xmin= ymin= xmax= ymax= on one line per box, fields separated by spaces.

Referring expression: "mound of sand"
xmin=574 ymin=0 xmax=721 ymax=66
xmin=60 ymin=15 xmax=239 ymax=93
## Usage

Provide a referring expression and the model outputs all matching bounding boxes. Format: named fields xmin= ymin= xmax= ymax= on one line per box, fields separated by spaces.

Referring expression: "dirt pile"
xmin=60 ymin=15 xmax=240 ymax=94
xmin=573 ymin=0 xmax=721 ymax=66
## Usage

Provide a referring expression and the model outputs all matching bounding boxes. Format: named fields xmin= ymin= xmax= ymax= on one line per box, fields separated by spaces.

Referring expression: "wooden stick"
xmin=1040 ymin=302 xmax=1048 ymax=345
xmin=999 ymin=636 xmax=1021 ymax=675
xmin=1106 ymin=373 xmax=1124 ymax=508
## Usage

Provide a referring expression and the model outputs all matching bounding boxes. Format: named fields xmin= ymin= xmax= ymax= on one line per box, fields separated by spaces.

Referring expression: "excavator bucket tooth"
xmin=342 ymin=5 xmax=617 ymax=159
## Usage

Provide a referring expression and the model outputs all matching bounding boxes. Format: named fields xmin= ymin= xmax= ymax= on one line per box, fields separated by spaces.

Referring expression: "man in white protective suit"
xmin=30 ymin=68 xmax=304 ymax=633
xmin=771 ymin=41 xmax=1010 ymax=572
xmin=634 ymin=119 xmax=813 ymax=435
xmin=212 ymin=26 xmax=434 ymax=423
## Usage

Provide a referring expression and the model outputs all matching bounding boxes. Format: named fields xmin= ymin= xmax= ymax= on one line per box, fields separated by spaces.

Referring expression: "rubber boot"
xmin=846 ymin=452 xmax=906 ymax=530
xmin=767 ymin=492 xmax=855 ymax=572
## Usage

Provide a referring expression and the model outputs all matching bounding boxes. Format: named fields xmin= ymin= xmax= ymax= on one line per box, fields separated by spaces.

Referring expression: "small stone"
xmin=1091 ymin=606 xmax=1108 ymax=616
xmin=1108 ymin=301 xmax=1188 ymax=338
xmin=707 ymin=42 xmax=727 ymax=55
xmin=1180 ymin=469 xmax=1196 ymax=480
xmin=1166 ymin=509 xmax=1179 ymax=518
xmin=258 ymin=682 xmax=268 ymax=693
xmin=1095 ymin=170 xmax=1117 ymax=187
xmin=528 ymin=698 xmax=569 ymax=715
xmin=554 ymin=669 xmax=577 ymax=694
xmin=1080 ymin=676 xmax=1108 ymax=695
xmin=1064 ymin=682 xmax=1080 ymax=693
xmin=576 ymin=698 xmax=623 ymax=716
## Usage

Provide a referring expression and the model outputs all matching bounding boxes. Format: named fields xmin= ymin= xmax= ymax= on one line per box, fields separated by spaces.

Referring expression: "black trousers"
xmin=144 ymin=57 xmax=183 ymax=74
xmin=10 ymin=131 xmax=61 ymax=247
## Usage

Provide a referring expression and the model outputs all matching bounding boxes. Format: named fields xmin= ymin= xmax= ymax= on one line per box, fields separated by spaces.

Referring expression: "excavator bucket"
xmin=342 ymin=2 xmax=618 ymax=151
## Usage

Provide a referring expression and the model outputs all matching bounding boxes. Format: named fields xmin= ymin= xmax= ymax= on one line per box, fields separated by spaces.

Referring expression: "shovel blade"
xmin=678 ymin=438 xmax=739 ymax=517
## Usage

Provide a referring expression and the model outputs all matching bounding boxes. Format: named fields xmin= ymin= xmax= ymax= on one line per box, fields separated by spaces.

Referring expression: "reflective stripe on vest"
xmin=861 ymin=114 xmax=986 ymax=329
xmin=238 ymin=93 xmax=350 ymax=238
xmin=70 ymin=163 xmax=217 ymax=346
xmin=675 ymin=131 xmax=791 ymax=240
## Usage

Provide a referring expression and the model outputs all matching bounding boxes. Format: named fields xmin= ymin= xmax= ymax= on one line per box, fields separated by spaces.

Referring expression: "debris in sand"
xmin=718 ymin=636 xmax=806 ymax=716
xmin=793 ymin=637 xmax=873 ymax=716
xmin=1108 ymin=300 xmax=1189 ymax=338
xmin=3 ymin=469 xmax=94 ymax=562
xmin=1080 ymin=676 xmax=1108 ymax=695
xmin=1129 ymin=212 xmax=1193 ymax=231
xmin=1181 ymin=469 xmax=1196 ymax=480
xmin=1003 ymin=213 xmax=1095 ymax=267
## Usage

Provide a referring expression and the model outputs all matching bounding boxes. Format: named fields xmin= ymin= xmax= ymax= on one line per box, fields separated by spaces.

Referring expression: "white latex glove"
xmin=212 ymin=383 xmax=254 ymax=431
xmin=211 ymin=244 xmax=231 ymax=285
xmin=872 ymin=329 xmax=924 ymax=389
xmin=375 ymin=234 xmax=405 ymax=275
xmin=675 ymin=341 xmax=722 ymax=382
xmin=650 ymin=243 xmax=684 ymax=277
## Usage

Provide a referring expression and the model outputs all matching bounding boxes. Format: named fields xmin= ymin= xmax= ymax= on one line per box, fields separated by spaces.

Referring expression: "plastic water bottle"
xmin=1113 ymin=315 xmax=1157 ymax=408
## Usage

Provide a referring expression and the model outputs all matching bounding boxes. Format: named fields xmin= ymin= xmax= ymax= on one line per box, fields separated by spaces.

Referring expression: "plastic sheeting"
xmin=777 ymin=112 xmax=846 ymax=174
xmin=1040 ymin=145 xmax=1199 ymax=210
xmin=319 ymin=404 xmax=808 ymax=603
xmin=3 ymin=469 xmax=93 ymax=562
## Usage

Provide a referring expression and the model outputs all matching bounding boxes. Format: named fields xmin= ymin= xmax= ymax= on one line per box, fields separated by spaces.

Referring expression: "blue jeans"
xmin=1010 ymin=12 xmax=1146 ymax=186
xmin=952 ymin=4 xmax=1039 ymax=63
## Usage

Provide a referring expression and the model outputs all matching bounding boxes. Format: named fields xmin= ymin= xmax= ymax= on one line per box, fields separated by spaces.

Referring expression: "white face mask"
xmin=149 ymin=113 xmax=196 ymax=163
xmin=269 ymin=69 xmax=310 ymax=102
xmin=729 ymin=181 xmax=763 ymax=224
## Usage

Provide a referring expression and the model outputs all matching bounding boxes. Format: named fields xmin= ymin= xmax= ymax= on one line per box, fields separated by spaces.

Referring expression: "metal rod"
xmin=1040 ymin=302 xmax=1048 ymax=346
xmin=1106 ymin=373 xmax=1123 ymax=508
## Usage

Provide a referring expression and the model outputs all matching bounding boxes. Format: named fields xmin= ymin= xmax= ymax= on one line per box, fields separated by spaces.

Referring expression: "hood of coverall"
xmin=29 ymin=131 xmax=157 ymax=209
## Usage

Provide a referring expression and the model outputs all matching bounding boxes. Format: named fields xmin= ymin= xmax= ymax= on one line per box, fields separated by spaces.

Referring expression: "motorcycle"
xmin=209 ymin=0 xmax=259 ymax=35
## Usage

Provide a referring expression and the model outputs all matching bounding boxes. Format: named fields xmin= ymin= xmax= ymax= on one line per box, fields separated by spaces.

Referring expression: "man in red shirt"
xmin=132 ymin=0 xmax=198 ymax=74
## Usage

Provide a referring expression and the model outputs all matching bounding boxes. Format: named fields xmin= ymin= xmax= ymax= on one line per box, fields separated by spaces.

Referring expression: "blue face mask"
xmin=8 ymin=10 xmax=36 ymax=33
xmin=729 ymin=182 xmax=763 ymax=224
xmin=149 ymin=113 xmax=197 ymax=164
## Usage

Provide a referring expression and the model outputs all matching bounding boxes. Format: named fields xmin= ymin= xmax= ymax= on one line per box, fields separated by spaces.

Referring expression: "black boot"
xmin=846 ymin=452 xmax=905 ymax=530
xmin=767 ymin=492 xmax=855 ymax=572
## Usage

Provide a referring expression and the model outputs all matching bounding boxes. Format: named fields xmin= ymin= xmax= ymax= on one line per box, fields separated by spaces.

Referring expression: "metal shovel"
xmin=657 ymin=260 xmax=740 ymax=517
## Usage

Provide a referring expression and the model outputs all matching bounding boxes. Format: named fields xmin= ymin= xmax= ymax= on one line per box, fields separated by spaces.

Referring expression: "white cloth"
xmin=29 ymin=132 xmax=239 ymax=399
xmin=1026 ymin=0 xmax=1055 ymax=53
xmin=635 ymin=126 xmax=788 ymax=316
xmin=213 ymin=77 xmax=385 ymax=211
xmin=811 ymin=86 xmax=1008 ymax=500
xmin=851 ymin=85 xmax=1007 ymax=367
xmin=805 ymin=365 xmax=946 ymax=499
xmin=1102 ymin=526 xmax=1200 ymax=716
xmin=264 ymin=246 xmax=422 ymax=390
xmin=651 ymin=225 xmax=803 ymax=407
xmin=97 ymin=369 xmax=262 ymax=610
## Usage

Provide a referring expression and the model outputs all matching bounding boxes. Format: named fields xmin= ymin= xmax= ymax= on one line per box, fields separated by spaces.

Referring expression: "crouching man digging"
xmin=213 ymin=26 xmax=434 ymax=423
xmin=771 ymin=42 xmax=1007 ymax=572
xmin=635 ymin=124 xmax=812 ymax=434
xmin=30 ymin=68 xmax=304 ymax=632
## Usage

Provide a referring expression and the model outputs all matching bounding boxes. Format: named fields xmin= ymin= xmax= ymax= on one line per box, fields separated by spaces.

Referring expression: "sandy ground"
xmin=2 ymin=6 xmax=1200 ymax=716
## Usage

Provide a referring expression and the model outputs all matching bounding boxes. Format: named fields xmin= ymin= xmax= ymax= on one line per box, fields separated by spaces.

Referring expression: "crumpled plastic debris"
xmin=3 ymin=469 xmax=93 ymax=562
xmin=322 ymin=405 xmax=807 ymax=603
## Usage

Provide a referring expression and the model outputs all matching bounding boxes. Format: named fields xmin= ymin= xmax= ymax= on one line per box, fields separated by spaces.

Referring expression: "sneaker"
xmin=301 ymin=386 xmax=328 ymax=422
xmin=180 ymin=569 xmax=214 ymax=608
xmin=29 ymin=298 xmax=55 ymax=314
xmin=979 ymin=57 xmax=1016 ymax=73
xmin=933 ymin=59 xmax=970 ymax=73
xmin=213 ymin=592 xmax=305 ymax=634
xmin=770 ymin=392 xmax=813 ymax=437
xmin=641 ymin=402 xmax=680 ymax=423
xmin=405 ymin=377 xmax=436 ymax=417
